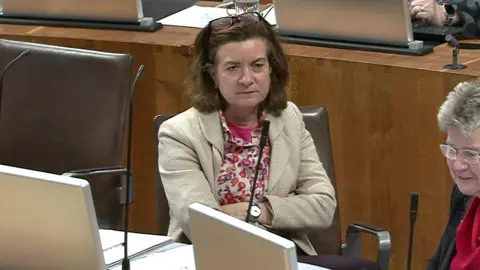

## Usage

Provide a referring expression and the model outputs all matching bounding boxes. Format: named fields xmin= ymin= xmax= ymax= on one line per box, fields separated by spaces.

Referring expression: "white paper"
xmin=261 ymin=6 xmax=276 ymax=25
xmin=108 ymin=244 xmax=330 ymax=270
xmin=159 ymin=5 xmax=233 ymax=28
xmin=99 ymin=229 xmax=124 ymax=250
xmin=119 ymin=245 xmax=196 ymax=270
xmin=159 ymin=5 xmax=277 ymax=28
xmin=99 ymin=229 xmax=172 ymax=266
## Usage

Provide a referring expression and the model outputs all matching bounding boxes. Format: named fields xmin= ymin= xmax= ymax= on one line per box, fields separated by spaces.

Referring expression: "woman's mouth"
xmin=457 ymin=176 xmax=475 ymax=181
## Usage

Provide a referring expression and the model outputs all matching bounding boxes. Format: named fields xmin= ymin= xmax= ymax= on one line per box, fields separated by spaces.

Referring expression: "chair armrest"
xmin=342 ymin=223 xmax=391 ymax=270
xmin=62 ymin=166 xmax=125 ymax=176
xmin=62 ymin=166 xmax=134 ymax=204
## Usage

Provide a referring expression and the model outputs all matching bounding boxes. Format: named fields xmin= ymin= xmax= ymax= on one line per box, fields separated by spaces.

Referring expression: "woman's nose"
xmin=238 ymin=68 xmax=254 ymax=86
xmin=452 ymin=156 xmax=468 ymax=171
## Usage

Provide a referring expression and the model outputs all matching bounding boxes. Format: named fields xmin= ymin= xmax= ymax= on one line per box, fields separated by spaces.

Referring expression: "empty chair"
xmin=0 ymin=39 xmax=132 ymax=230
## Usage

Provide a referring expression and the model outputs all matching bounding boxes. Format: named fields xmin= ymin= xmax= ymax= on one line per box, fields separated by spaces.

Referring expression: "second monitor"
xmin=274 ymin=0 xmax=434 ymax=55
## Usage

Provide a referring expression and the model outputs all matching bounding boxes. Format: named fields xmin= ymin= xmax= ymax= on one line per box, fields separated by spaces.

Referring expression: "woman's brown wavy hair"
xmin=188 ymin=14 xmax=289 ymax=116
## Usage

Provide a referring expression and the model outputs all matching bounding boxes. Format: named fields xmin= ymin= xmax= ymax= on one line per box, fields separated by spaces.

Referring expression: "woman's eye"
xmin=464 ymin=150 xmax=479 ymax=158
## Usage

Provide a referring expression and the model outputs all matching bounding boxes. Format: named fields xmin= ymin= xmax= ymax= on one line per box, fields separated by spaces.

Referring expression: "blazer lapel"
xmin=197 ymin=110 xmax=224 ymax=154
xmin=197 ymin=110 xmax=224 ymax=185
xmin=268 ymin=114 xmax=290 ymax=190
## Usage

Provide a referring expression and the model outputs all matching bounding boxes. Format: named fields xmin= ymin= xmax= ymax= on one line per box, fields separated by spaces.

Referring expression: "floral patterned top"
xmin=216 ymin=112 xmax=271 ymax=206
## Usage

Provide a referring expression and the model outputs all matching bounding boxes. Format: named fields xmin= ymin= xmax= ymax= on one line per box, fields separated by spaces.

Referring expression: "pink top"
xmin=216 ymin=111 xmax=271 ymax=206
xmin=227 ymin=122 xmax=255 ymax=142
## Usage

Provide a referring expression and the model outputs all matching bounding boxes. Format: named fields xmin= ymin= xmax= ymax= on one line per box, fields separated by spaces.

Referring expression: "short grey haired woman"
xmin=428 ymin=79 xmax=480 ymax=269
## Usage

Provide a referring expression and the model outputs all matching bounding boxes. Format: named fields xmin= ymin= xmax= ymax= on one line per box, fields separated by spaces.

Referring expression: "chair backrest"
xmin=154 ymin=106 xmax=342 ymax=254
xmin=154 ymin=114 xmax=176 ymax=235
xmin=299 ymin=106 xmax=342 ymax=255
xmin=0 ymin=39 xmax=132 ymax=230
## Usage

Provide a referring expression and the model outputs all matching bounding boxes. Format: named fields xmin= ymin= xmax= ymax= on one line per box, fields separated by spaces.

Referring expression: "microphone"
xmin=245 ymin=119 xmax=270 ymax=223
xmin=445 ymin=34 xmax=460 ymax=49
xmin=443 ymin=35 xmax=467 ymax=70
xmin=407 ymin=192 xmax=419 ymax=270
xmin=0 ymin=49 xmax=30 ymax=119
xmin=122 ymin=64 xmax=145 ymax=270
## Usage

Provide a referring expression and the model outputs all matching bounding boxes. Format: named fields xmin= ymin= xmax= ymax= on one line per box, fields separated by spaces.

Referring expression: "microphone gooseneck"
xmin=0 ymin=49 xmax=30 ymax=120
xmin=407 ymin=192 xmax=419 ymax=270
xmin=445 ymin=34 xmax=460 ymax=49
xmin=122 ymin=64 xmax=145 ymax=270
xmin=245 ymin=119 xmax=270 ymax=223
xmin=443 ymin=34 xmax=467 ymax=70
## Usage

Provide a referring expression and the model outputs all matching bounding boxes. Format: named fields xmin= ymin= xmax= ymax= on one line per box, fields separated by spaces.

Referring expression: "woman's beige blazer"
xmin=158 ymin=101 xmax=337 ymax=255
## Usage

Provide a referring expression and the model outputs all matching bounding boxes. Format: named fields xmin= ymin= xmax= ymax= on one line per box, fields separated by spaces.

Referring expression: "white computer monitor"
xmin=188 ymin=202 xmax=329 ymax=270
xmin=274 ymin=0 xmax=414 ymax=47
xmin=0 ymin=164 xmax=105 ymax=270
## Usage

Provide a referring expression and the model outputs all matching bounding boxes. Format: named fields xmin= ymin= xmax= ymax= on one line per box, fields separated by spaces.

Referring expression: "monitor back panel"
xmin=0 ymin=165 xmax=105 ymax=270
xmin=188 ymin=203 xmax=298 ymax=270
xmin=274 ymin=0 xmax=413 ymax=47
xmin=2 ymin=0 xmax=143 ymax=22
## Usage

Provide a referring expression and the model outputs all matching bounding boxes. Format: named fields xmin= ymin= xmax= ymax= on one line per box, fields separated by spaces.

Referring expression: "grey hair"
xmin=438 ymin=79 xmax=480 ymax=136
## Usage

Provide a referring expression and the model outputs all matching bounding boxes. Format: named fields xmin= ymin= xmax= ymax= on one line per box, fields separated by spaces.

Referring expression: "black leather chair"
xmin=0 ymin=39 xmax=133 ymax=230
xmin=294 ymin=106 xmax=390 ymax=270
xmin=154 ymin=106 xmax=391 ymax=270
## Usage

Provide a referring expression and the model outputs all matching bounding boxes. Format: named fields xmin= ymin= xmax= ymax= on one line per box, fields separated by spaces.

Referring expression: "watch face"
xmin=251 ymin=205 xmax=261 ymax=217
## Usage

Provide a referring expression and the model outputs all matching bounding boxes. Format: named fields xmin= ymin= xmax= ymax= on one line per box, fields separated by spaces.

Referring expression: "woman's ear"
xmin=210 ymin=70 xmax=218 ymax=87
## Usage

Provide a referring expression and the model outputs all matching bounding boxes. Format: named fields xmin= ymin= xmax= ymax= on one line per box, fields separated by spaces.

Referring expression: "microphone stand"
xmin=0 ymin=49 xmax=30 ymax=120
xmin=407 ymin=192 xmax=419 ymax=270
xmin=67 ymin=65 xmax=146 ymax=270
xmin=443 ymin=34 xmax=467 ymax=70
xmin=245 ymin=120 xmax=270 ymax=223
xmin=61 ymin=64 xmax=144 ymax=270
xmin=122 ymin=64 xmax=145 ymax=270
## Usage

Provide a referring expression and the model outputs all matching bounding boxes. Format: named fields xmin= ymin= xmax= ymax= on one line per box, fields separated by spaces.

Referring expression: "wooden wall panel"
xmin=286 ymin=56 xmax=475 ymax=268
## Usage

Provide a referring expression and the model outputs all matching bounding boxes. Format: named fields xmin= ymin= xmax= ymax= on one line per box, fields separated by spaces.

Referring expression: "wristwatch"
xmin=443 ymin=4 xmax=456 ymax=26
xmin=249 ymin=202 xmax=262 ymax=223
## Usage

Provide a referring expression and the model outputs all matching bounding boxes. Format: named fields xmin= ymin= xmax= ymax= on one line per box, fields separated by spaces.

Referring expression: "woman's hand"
xmin=220 ymin=200 xmax=273 ymax=225
xmin=220 ymin=202 xmax=249 ymax=220
xmin=409 ymin=0 xmax=446 ymax=26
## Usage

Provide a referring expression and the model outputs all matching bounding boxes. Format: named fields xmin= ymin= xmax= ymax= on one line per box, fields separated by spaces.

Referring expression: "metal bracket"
xmin=139 ymin=17 xmax=154 ymax=27
xmin=408 ymin=40 xmax=424 ymax=50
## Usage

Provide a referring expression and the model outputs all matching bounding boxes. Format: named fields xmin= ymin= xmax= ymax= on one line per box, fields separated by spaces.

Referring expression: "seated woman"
xmin=428 ymin=79 xmax=480 ymax=269
xmin=157 ymin=12 xmax=336 ymax=256
xmin=409 ymin=0 xmax=480 ymax=38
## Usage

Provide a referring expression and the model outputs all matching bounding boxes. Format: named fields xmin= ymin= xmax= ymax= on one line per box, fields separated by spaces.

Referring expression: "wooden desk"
xmin=1 ymin=4 xmax=479 ymax=270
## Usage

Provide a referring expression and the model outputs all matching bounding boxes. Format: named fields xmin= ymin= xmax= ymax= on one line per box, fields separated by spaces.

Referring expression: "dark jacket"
xmin=457 ymin=0 xmax=480 ymax=38
xmin=427 ymin=184 xmax=473 ymax=270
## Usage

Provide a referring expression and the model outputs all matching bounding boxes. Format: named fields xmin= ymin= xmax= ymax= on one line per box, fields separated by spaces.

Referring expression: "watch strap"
xmin=443 ymin=4 xmax=456 ymax=26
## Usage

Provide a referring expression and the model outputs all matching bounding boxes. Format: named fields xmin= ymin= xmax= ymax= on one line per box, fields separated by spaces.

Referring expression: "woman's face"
xmin=445 ymin=128 xmax=480 ymax=197
xmin=211 ymin=38 xmax=272 ymax=112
